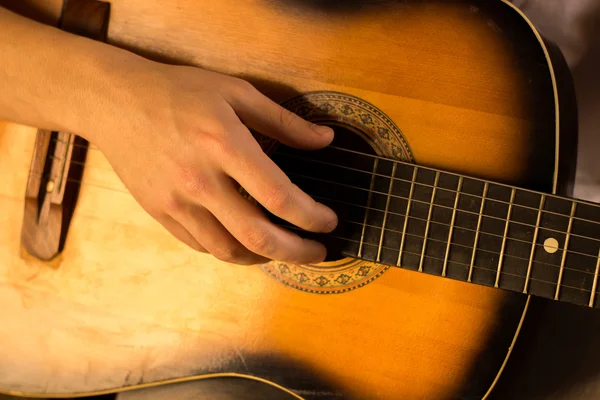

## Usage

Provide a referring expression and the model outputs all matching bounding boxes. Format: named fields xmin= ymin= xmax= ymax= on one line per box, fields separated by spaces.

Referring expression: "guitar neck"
xmin=273 ymin=145 xmax=600 ymax=309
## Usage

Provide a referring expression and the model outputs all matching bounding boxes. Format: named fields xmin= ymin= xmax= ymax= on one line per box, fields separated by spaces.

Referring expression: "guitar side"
xmin=0 ymin=1 xmax=577 ymax=399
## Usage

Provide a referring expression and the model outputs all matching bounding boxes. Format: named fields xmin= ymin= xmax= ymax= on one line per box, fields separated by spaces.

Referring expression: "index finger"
xmin=227 ymin=81 xmax=334 ymax=151
xmin=221 ymin=125 xmax=338 ymax=234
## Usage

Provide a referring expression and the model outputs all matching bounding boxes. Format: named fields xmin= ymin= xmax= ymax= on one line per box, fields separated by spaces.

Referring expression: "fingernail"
xmin=306 ymin=241 xmax=327 ymax=265
xmin=310 ymin=251 xmax=327 ymax=265
xmin=312 ymin=124 xmax=333 ymax=136
xmin=325 ymin=215 xmax=338 ymax=232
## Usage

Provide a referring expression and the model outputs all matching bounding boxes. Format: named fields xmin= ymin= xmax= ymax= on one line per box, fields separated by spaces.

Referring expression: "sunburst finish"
xmin=0 ymin=0 xmax=576 ymax=399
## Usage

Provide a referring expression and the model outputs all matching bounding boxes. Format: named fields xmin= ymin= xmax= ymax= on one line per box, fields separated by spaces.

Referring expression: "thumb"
xmin=228 ymin=84 xmax=334 ymax=150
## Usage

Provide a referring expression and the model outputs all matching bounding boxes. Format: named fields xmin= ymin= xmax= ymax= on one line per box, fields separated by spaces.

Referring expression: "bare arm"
xmin=0 ymin=6 xmax=129 ymax=136
xmin=0 ymin=6 xmax=338 ymax=265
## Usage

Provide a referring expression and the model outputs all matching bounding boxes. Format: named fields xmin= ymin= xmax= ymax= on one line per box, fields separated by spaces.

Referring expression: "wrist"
xmin=42 ymin=34 xmax=154 ymax=145
xmin=0 ymin=6 xmax=154 ymax=145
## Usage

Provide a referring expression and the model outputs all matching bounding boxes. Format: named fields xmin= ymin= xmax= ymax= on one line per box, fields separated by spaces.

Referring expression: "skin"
xmin=0 ymin=6 xmax=338 ymax=265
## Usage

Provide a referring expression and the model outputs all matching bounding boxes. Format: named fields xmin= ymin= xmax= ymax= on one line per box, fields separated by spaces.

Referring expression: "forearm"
xmin=0 ymin=6 xmax=149 ymax=142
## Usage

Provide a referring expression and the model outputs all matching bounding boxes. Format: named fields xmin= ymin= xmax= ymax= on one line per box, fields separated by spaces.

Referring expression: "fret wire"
xmin=31 ymin=167 xmax=600 ymax=266
xmin=590 ymin=248 xmax=600 ymax=307
xmin=524 ymin=194 xmax=546 ymax=294
xmin=41 ymin=152 xmax=600 ymax=250
xmin=555 ymin=201 xmax=577 ymax=300
xmin=282 ymin=223 xmax=594 ymax=294
xmin=377 ymin=163 xmax=397 ymax=262
xmin=341 ymin=218 xmax=597 ymax=277
xmin=37 ymin=174 xmax=600 ymax=291
xmin=277 ymin=148 xmax=600 ymax=227
xmin=397 ymin=166 xmax=418 ymax=267
xmin=37 ymin=159 xmax=597 ymax=271
xmin=37 ymin=166 xmax=597 ymax=268
xmin=358 ymin=159 xmax=378 ymax=258
xmin=285 ymin=171 xmax=600 ymax=246
xmin=308 ymin=191 xmax=599 ymax=262
xmin=34 ymin=139 xmax=600 ymax=299
xmin=324 ymin=145 xmax=600 ymax=224
xmin=495 ymin=188 xmax=516 ymax=288
xmin=469 ymin=182 xmax=488 ymax=282
xmin=443 ymin=176 xmax=463 ymax=277
xmin=311 ymin=189 xmax=600 ymax=278
xmin=419 ymin=172 xmax=440 ymax=272
xmin=61 ymin=141 xmax=600 ymax=237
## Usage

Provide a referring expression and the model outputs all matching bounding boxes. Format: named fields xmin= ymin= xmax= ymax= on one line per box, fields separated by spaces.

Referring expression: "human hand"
xmin=0 ymin=5 xmax=336 ymax=265
xmin=93 ymin=62 xmax=338 ymax=265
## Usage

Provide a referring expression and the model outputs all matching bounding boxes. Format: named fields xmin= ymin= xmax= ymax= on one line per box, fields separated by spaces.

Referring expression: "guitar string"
xmin=284 ymin=170 xmax=600 ymax=250
xmin=29 ymin=164 xmax=600 ymax=268
xmin=311 ymin=194 xmax=594 ymax=264
xmin=22 ymin=164 xmax=600 ymax=293
xmin=41 ymin=143 xmax=600 ymax=267
xmin=53 ymin=134 xmax=593 ymax=226
xmin=26 ymin=166 xmax=596 ymax=275
xmin=53 ymin=137 xmax=600 ymax=226
xmin=275 ymin=147 xmax=600 ymax=227
xmin=280 ymin=223 xmax=598 ymax=296
xmin=42 ymin=175 xmax=128 ymax=194
xmin=340 ymin=218 xmax=573 ymax=269
xmin=325 ymin=144 xmax=600 ymax=215
xmin=47 ymin=138 xmax=600 ymax=246
xmin=44 ymin=144 xmax=600 ymax=247
xmin=25 ymin=169 xmax=600 ymax=280
xmin=47 ymin=154 xmax=114 ymax=171
xmin=40 ymin=145 xmax=599 ymax=295
xmin=52 ymin=137 xmax=99 ymax=151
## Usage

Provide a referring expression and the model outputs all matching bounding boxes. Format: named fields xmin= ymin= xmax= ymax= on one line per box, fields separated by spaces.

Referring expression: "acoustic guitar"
xmin=0 ymin=0 xmax=585 ymax=398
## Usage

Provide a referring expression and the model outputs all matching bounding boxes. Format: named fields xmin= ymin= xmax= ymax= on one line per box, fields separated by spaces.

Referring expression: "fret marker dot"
xmin=544 ymin=238 xmax=559 ymax=254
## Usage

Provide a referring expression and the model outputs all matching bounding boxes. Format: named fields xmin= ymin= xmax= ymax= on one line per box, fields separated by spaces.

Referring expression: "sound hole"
xmin=268 ymin=125 xmax=380 ymax=262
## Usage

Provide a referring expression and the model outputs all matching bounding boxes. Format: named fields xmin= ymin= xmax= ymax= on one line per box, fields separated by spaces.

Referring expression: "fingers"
xmin=171 ymin=201 xmax=269 ymax=266
xmin=204 ymin=179 xmax=329 ymax=265
xmin=221 ymin=128 xmax=338 ymax=234
xmin=227 ymin=82 xmax=334 ymax=150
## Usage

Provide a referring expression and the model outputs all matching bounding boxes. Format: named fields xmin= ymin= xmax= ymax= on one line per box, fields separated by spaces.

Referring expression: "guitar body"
xmin=0 ymin=0 xmax=577 ymax=399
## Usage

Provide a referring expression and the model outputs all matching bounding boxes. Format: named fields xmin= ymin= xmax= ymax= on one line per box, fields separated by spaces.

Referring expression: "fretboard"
xmin=271 ymin=145 xmax=600 ymax=309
